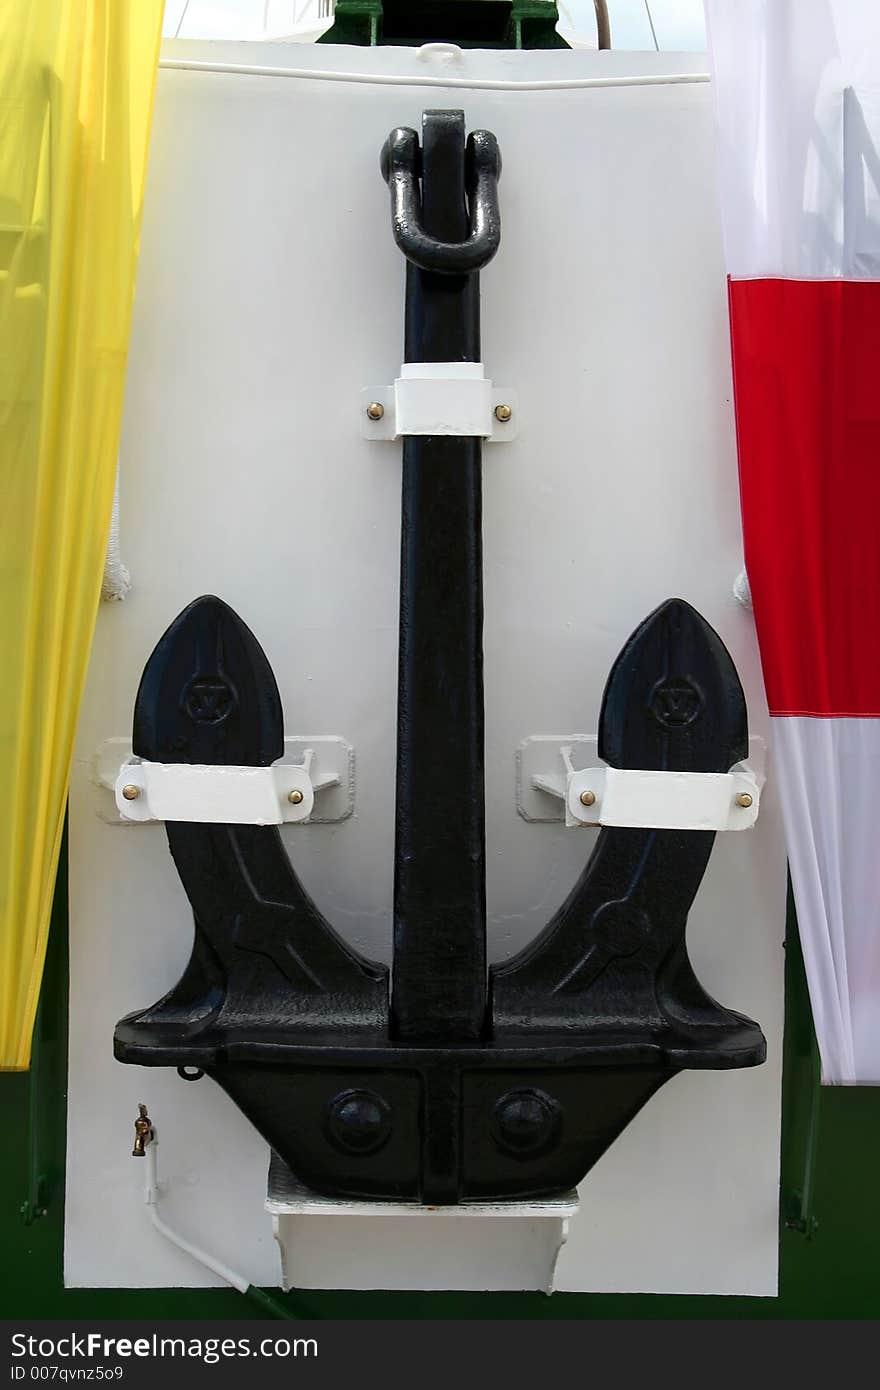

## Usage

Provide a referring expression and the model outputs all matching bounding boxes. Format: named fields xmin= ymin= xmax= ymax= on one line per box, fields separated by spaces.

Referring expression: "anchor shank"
xmin=391 ymin=110 xmax=488 ymax=1042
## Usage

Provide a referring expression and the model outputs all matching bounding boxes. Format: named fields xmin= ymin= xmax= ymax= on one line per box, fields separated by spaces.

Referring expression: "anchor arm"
xmin=492 ymin=599 xmax=765 ymax=1063
xmin=122 ymin=595 xmax=388 ymax=1036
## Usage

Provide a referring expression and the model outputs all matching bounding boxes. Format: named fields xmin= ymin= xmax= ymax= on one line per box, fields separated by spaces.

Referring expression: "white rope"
xmin=101 ymin=465 xmax=131 ymax=602
xmin=645 ymin=1 xmax=661 ymax=53
xmin=733 ymin=568 xmax=753 ymax=610
xmin=174 ymin=0 xmax=192 ymax=41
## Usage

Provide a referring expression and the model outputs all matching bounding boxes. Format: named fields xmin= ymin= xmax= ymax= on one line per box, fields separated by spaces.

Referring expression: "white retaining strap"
xmin=566 ymin=764 xmax=760 ymax=831
xmin=362 ymin=362 xmax=517 ymax=442
xmin=114 ymin=760 xmax=316 ymax=825
xmin=396 ymin=362 xmax=492 ymax=437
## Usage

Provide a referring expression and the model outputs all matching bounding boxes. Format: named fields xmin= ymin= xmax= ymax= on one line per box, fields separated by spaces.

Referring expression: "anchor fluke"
xmin=133 ymin=594 xmax=283 ymax=769
xmin=599 ymin=597 xmax=749 ymax=774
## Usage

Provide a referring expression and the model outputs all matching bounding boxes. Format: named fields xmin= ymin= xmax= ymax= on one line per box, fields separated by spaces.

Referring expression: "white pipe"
xmin=158 ymin=58 xmax=710 ymax=92
xmin=144 ymin=1137 xmax=250 ymax=1293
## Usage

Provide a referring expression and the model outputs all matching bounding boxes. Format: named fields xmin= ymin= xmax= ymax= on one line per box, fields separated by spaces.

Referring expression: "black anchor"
xmin=115 ymin=112 xmax=765 ymax=1204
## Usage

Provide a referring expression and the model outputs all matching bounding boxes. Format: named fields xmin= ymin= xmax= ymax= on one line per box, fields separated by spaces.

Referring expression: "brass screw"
xmin=366 ymin=401 xmax=385 ymax=421
xmin=735 ymin=792 xmax=753 ymax=808
xmin=494 ymin=403 xmax=512 ymax=423
xmin=288 ymin=788 xmax=304 ymax=805
xmin=121 ymin=784 xmax=140 ymax=801
xmin=579 ymin=789 xmax=596 ymax=807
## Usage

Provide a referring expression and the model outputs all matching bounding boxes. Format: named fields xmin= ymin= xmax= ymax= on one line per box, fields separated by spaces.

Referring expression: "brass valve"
xmin=131 ymin=1102 xmax=153 ymax=1157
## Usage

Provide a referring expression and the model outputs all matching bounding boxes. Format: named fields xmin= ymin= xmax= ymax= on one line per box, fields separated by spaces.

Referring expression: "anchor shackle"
xmin=381 ymin=123 xmax=502 ymax=274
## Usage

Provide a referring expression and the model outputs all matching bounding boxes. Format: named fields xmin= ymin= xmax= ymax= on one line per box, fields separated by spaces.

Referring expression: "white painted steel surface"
xmin=66 ymin=41 xmax=785 ymax=1295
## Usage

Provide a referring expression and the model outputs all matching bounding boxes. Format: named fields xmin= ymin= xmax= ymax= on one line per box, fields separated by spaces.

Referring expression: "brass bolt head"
xmin=121 ymin=784 xmax=140 ymax=801
xmin=494 ymin=403 xmax=513 ymax=423
xmin=735 ymin=791 xmax=753 ymax=809
xmin=579 ymin=789 xmax=596 ymax=807
xmin=288 ymin=788 xmax=304 ymax=805
xmin=366 ymin=401 xmax=385 ymax=421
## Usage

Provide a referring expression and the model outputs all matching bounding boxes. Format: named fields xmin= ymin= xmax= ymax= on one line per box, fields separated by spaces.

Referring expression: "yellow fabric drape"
xmin=0 ymin=2 xmax=164 ymax=1068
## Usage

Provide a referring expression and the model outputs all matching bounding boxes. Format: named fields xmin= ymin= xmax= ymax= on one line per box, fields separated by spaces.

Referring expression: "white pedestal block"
xmin=266 ymin=1157 xmax=579 ymax=1293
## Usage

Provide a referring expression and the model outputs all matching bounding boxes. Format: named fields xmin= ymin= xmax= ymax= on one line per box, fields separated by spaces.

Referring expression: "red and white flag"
xmin=705 ymin=0 xmax=880 ymax=1082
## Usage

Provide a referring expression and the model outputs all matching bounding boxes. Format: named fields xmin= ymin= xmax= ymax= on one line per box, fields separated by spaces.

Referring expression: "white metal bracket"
xmin=91 ymin=736 xmax=354 ymax=825
xmin=267 ymin=1156 xmax=578 ymax=1294
xmin=518 ymin=734 xmax=767 ymax=830
xmin=361 ymin=362 xmax=517 ymax=442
